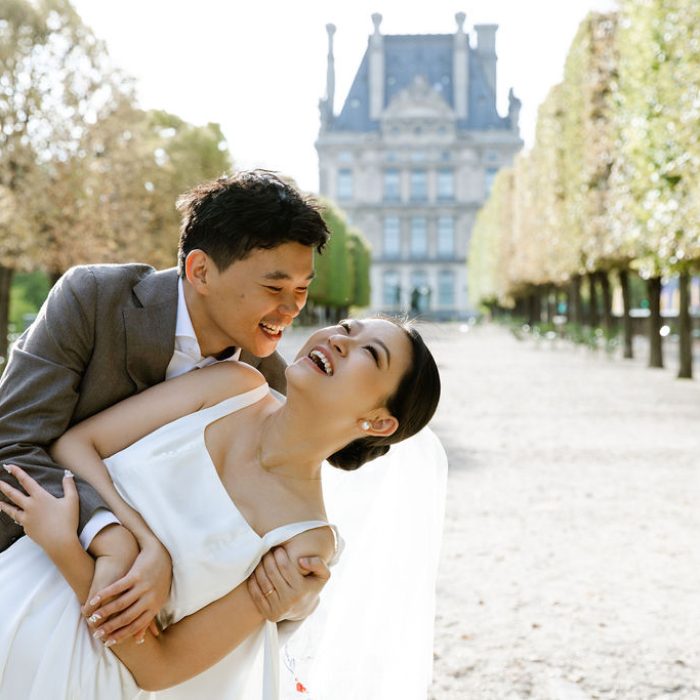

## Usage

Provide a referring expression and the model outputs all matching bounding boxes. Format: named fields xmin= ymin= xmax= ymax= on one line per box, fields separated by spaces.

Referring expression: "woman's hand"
xmin=0 ymin=464 xmax=78 ymax=554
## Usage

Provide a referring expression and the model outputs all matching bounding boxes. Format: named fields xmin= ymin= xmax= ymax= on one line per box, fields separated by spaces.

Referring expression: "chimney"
xmin=369 ymin=13 xmax=384 ymax=120
xmin=453 ymin=12 xmax=469 ymax=119
xmin=475 ymin=24 xmax=498 ymax=98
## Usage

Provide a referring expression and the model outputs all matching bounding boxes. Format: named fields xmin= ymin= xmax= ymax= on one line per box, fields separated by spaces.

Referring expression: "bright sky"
xmin=70 ymin=0 xmax=617 ymax=193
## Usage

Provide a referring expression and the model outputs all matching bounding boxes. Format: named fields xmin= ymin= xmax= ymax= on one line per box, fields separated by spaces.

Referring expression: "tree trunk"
xmin=678 ymin=270 xmax=692 ymax=379
xmin=570 ymin=275 xmax=583 ymax=326
xmin=546 ymin=285 xmax=556 ymax=323
xmin=0 ymin=265 xmax=14 ymax=366
xmin=588 ymin=272 xmax=599 ymax=328
xmin=619 ymin=269 xmax=633 ymax=359
xmin=647 ymin=276 xmax=663 ymax=368
xmin=533 ymin=289 xmax=542 ymax=325
xmin=599 ymin=271 xmax=613 ymax=335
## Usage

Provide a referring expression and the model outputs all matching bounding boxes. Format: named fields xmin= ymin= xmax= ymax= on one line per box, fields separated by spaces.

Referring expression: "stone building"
xmin=316 ymin=13 xmax=523 ymax=318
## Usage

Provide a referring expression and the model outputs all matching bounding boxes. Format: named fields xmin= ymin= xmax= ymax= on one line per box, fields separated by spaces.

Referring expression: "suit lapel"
xmin=124 ymin=268 xmax=179 ymax=391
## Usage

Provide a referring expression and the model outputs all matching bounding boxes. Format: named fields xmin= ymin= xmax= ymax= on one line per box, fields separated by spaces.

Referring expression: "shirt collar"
xmin=175 ymin=277 xmax=198 ymax=342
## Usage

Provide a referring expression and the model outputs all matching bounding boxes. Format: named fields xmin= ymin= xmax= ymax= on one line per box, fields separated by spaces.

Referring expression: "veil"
xmin=279 ymin=427 xmax=448 ymax=699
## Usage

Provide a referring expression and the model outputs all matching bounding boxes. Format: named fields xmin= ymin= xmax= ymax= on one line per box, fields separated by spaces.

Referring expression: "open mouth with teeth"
xmin=308 ymin=349 xmax=334 ymax=376
xmin=259 ymin=322 xmax=285 ymax=339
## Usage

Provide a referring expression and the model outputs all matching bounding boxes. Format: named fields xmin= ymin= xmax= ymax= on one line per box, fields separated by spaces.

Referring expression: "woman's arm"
xmin=50 ymin=362 xmax=263 ymax=541
xmin=0 ymin=467 xmax=264 ymax=689
xmin=50 ymin=362 xmax=266 ymax=640
xmin=0 ymin=465 xmax=331 ymax=692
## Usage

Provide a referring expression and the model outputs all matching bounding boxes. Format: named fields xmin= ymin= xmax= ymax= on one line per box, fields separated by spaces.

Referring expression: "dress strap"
xmin=198 ymin=382 xmax=270 ymax=423
xmin=262 ymin=520 xmax=339 ymax=551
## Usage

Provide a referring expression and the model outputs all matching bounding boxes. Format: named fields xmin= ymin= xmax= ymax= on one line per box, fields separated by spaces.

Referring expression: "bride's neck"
xmin=256 ymin=400 xmax=349 ymax=479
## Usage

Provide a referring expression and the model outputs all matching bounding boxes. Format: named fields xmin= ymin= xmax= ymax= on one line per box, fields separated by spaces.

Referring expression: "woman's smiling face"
xmin=288 ymin=318 xmax=412 ymax=421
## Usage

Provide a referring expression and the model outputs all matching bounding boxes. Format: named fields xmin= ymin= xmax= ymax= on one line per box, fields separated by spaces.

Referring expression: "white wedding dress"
xmin=0 ymin=383 xmax=338 ymax=699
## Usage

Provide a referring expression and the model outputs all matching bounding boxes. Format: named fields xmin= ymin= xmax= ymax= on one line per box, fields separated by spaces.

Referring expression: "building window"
xmin=438 ymin=269 xmax=455 ymax=307
xmin=485 ymin=167 xmax=498 ymax=196
xmin=410 ymin=217 xmax=428 ymax=258
xmin=437 ymin=170 xmax=454 ymax=201
xmin=410 ymin=170 xmax=427 ymax=201
xmin=410 ymin=269 xmax=431 ymax=312
xmin=383 ymin=169 xmax=400 ymax=202
xmin=383 ymin=270 xmax=401 ymax=307
xmin=383 ymin=216 xmax=401 ymax=258
xmin=437 ymin=216 xmax=454 ymax=258
xmin=337 ymin=169 xmax=353 ymax=200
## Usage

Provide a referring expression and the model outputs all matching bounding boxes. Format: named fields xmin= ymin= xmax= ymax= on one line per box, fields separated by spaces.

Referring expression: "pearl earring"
xmin=361 ymin=421 xmax=371 ymax=431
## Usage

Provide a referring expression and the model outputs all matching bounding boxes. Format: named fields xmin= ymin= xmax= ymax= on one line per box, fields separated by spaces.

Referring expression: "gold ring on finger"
xmin=264 ymin=589 xmax=274 ymax=597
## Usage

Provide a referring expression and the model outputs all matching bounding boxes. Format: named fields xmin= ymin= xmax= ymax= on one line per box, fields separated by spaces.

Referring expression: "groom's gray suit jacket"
xmin=0 ymin=263 xmax=287 ymax=551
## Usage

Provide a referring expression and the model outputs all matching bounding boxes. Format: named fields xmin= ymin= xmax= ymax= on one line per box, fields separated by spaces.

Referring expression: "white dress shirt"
xmin=80 ymin=278 xmax=240 ymax=549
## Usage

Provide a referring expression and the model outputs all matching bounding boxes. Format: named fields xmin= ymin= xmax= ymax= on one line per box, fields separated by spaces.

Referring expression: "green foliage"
xmin=348 ymin=229 xmax=371 ymax=308
xmin=308 ymin=201 xmax=371 ymax=311
xmin=468 ymin=166 xmax=514 ymax=307
xmin=609 ymin=0 xmax=700 ymax=276
xmin=8 ymin=271 xmax=50 ymax=332
xmin=468 ymin=4 xmax=700 ymax=313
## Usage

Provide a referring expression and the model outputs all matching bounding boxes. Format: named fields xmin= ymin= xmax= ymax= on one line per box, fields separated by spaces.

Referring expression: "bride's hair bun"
xmin=327 ymin=318 xmax=441 ymax=472
xmin=327 ymin=438 xmax=391 ymax=471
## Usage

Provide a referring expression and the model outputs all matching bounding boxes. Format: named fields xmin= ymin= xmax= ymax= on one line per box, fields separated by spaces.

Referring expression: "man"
xmin=0 ymin=169 xmax=330 ymax=639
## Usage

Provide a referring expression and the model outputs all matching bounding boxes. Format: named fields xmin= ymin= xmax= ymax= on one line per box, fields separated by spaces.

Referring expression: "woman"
xmin=0 ymin=317 xmax=441 ymax=698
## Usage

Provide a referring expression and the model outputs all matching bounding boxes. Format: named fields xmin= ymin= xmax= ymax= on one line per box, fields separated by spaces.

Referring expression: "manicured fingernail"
xmin=299 ymin=557 xmax=309 ymax=566
xmin=64 ymin=469 xmax=74 ymax=478
xmin=104 ymin=639 xmax=116 ymax=648
xmin=93 ymin=629 xmax=105 ymax=640
xmin=88 ymin=613 xmax=102 ymax=624
xmin=89 ymin=596 xmax=100 ymax=606
xmin=135 ymin=637 xmax=145 ymax=645
xmin=2 ymin=464 xmax=11 ymax=473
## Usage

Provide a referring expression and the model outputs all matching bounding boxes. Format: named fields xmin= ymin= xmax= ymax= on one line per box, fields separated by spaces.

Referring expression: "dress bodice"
xmin=104 ymin=383 xmax=334 ymax=625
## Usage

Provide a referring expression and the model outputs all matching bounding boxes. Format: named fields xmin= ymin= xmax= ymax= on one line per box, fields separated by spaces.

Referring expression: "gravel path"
xmin=421 ymin=323 xmax=700 ymax=700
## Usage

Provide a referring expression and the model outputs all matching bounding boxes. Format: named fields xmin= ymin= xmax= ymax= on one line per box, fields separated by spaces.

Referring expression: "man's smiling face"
xmin=186 ymin=241 xmax=315 ymax=358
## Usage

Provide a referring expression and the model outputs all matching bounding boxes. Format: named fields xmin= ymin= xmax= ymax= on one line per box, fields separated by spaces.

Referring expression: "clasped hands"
xmin=0 ymin=464 xmax=330 ymax=647
xmin=83 ymin=533 xmax=331 ymax=646
xmin=0 ymin=465 xmax=330 ymax=646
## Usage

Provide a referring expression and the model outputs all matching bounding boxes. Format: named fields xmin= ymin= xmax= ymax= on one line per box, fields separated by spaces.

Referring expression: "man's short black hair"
xmin=176 ymin=170 xmax=329 ymax=276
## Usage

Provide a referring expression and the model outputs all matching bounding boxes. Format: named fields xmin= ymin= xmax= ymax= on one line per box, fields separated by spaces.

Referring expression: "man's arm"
xmin=0 ymin=267 xmax=107 ymax=549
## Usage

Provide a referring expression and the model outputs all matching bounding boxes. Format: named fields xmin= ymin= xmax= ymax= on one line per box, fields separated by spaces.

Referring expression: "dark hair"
xmin=176 ymin=170 xmax=330 ymax=276
xmin=327 ymin=319 xmax=441 ymax=471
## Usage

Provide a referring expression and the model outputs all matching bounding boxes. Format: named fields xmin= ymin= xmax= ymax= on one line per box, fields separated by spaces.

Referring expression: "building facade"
xmin=316 ymin=13 xmax=523 ymax=318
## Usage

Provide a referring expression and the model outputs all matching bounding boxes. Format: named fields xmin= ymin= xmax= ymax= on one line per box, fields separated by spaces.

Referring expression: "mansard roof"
xmin=332 ymin=33 xmax=509 ymax=132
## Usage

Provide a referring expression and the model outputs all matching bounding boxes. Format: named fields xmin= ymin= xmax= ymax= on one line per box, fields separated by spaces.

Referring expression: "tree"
xmin=610 ymin=0 xmax=700 ymax=374
xmin=0 ymin=0 xmax=130 ymax=358
xmin=348 ymin=229 xmax=371 ymax=309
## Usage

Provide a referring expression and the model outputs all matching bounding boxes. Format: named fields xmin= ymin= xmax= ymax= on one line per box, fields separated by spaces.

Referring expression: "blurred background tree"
xmin=307 ymin=198 xmax=371 ymax=323
xmin=0 ymin=0 xmax=233 ymax=363
xmin=468 ymin=2 xmax=700 ymax=379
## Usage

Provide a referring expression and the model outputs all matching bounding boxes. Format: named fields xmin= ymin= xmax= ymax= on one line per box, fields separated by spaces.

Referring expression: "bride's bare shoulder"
xmin=284 ymin=524 xmax=337 ymax=567
xmin=198 ymin=361 xmax=267 ymax=407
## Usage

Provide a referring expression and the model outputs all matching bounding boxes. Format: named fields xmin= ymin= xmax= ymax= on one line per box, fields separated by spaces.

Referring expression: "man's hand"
xmin=247 ymin=547 xmax=330 ymax=623
xmin=82 ymin=536 xmax=172 ymax=646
